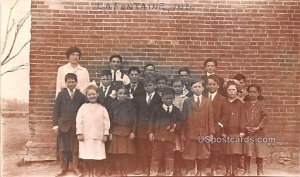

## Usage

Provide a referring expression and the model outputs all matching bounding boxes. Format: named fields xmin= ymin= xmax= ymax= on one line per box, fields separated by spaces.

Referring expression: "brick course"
xmin=28 ymin=0 xmax=300 ymax=161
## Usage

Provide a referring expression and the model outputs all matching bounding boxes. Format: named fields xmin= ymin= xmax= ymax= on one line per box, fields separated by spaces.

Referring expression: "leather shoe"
xmin=55 ymin=169 xmax=67 ymax=177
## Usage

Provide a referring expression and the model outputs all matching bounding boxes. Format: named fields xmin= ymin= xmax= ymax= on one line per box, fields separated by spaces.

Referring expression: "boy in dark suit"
xmin=207 ymin=75 xmax=227 ymax=176
xmin=98 ymin=70 xmax=115 ymax=107
xmin=178 ymin=67 xmax=193 ymax=97
xmin=108 ymin=54 xmax=130 ymax=87
xmin=126 ymin=66 xmax=146 ymax=99
xmin=181 ymin=79 xmax=215 ymax=176
xmin=133 ymin=75 xmax=163 ymax=175
xmin=53 ymin=73 xmax=86 ymax=177
xmin=148 ymin=88 xmax=182 ymax=176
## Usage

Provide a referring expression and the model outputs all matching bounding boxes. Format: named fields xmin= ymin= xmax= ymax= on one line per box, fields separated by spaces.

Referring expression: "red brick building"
xmin=27 ymin=0 xmax=299 ymax=161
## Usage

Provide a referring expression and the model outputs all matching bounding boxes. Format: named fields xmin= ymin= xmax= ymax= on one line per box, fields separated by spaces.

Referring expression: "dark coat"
xmin=109 ymin=99 xmax=137 ymax=136
xmin=201 ymin=74 xmax=225 ymax=96
xmin=148 ymin=104 xmax=183 ymax=142
xmin=134 ymin=92 xmax=163 ymax=139
xmin=220 ymin=99 xmax=246 ymax=135
xmin=53 ymin=89 xmax=86 ymax=132
xmin=181 ymin=96 xmax=215 ymax=140
xmin=125 ymin=81 xmax=146 ymax=99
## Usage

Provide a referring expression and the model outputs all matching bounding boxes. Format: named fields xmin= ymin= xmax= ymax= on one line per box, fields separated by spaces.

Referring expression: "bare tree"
xmin=1 ymin=0 xmax=30 ymax=76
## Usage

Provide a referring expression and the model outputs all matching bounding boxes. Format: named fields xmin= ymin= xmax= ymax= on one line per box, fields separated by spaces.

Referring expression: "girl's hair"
xmin=85 ymin=84 xmax=101 ymax=103
xmin=85 ymin=84 xmax=98 ymax=94
xmin=225 ymin=80 xmax=241 ymax=92
xmin=247 ymin=84 xmax=264 ymax=100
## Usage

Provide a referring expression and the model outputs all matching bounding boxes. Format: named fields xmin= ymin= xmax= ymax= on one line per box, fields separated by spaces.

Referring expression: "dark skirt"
xmin=182 ymin=139 xmax=210 ymax=160
xmin=108 ymin=134 xmax=135 ymax=154
xmin=223 ymin=134 xmax=243 ymax=155
xmin=244 ymin=136 xmax=268 ymax=158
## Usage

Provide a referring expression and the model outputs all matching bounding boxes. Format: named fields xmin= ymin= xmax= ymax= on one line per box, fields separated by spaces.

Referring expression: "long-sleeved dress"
xmin=243 ymin=100 xmax=268 ymax=158
xmin=220 ymin=99 xmax=246 ymax=155
xmin=76 ymin=103 xmax=110 ymax=160
xmin=108 ymin=99 xmax=137 ymax=154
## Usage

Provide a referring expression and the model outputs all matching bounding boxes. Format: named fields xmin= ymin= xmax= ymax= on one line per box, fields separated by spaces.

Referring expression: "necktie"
xmin=209 ymin=94 xmax=213 ymax=101
xmin=130 ymin=84 xmax=135 ymax=94
xmin=103 ymin=87 xmax=107 ymax=97
xmin=197 ymin=96 xmax=200 ymax=107
xmin=167 ymin=106 xmax=170 ymax=113
xmin=147 ymin=94 xmax=152 ymax=105
xmin=113 ymin=70 xmax=117 ymax=82
xmin=70 ymin=89 xmax=74 ymax=99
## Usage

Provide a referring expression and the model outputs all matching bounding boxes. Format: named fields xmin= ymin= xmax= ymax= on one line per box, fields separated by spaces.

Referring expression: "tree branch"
xmin=1 ymin=0 xmax=20 ymax=53
xmin=1 ymin=63 xmax=29 ymax=76
xmin=1 ymin=11 xmax=30 ymax=66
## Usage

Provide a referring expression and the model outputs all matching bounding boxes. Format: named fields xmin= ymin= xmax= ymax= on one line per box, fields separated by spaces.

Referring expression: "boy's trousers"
xmin=58 ymin=126 xmax=79 ymax=170
xmin=150 ymin=140 xmax=175 ymax=175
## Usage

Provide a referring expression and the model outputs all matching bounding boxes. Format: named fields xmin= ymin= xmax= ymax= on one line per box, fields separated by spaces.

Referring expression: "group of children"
xmin=53 ymin=47 xmax=269 ymax=177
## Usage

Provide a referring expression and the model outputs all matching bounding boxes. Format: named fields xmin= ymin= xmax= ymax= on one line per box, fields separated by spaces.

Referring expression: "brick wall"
xmin=28 ymin=0 xmax=300 ymax=161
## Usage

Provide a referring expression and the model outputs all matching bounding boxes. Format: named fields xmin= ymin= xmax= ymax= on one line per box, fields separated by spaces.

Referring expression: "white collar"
xmin=163 ymin=104 xmax=173 ymax=112
xmin=207 ymin=72 xmax=214 ymax=76
xmin=67 ymin=62 xmax=82 ymax=70
xmin=193 ymin=94 xmax=202 ymax=102
xmin=147 ymin=91 xmax=155 ymax=97
xmin=209 ymin=92 xmax=217 ymax=100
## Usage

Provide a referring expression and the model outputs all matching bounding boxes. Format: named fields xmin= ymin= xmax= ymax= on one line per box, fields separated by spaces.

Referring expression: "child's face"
xmin=172 ymin=81 xmax=183 ymax=95
xmin=145 ymin=65 xmax=155 ymax=74
xmin=205 ymin=61 xmax=216 ymax=74
xmin=208 ymin=78 xmax=219 ymax=94
xmin=191 ymin=82 xmax=204 ymax=96
xmin=179 ymin=71 xmax=189 ymax=83
xmin=86 ymin=89 xmax=98 ymax=103
xmin=129 ymin=70 xmax=140 ymax=84
xmin=248 ymin=87 xmax=259 ymax=101
xmin=144 ymin=82 xmax=156 ymax=94
xmin=227 ymin=85 xmax=238 ymax=99
xmin=117 ymin=88 xmax=127 ymax=101
xmin=238 ymin=79 xmax=246 ymax=88
xmin=100 ymin=75 xmax=112 ymax=87
xmin=110 ymin=57 xmax=121 ymax=70
xmin=162 ymin=94 xmax=175 ymax=106
xmin=68 ymin=52 xmax=80 ymax=65
xmin=65 ymin=79 xmax=77 ymax=90
xmin=157 ymin=79 xmax=167 ymax=92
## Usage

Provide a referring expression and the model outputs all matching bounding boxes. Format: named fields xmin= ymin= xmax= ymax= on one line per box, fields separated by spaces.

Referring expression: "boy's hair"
xmin=247 ymin=84 xmax=264 ymax=100
xmin=178 ymin=67 xmax=191 ymax=75
xmin=100 ymin=70 xmax=112 ymax=78
xmin=156 ymin=75 xmax=168 ymax=83
xmin=233 ymin=73 xmax=246 ymax=81
xmin=190 ymin=78 xmax=205 ymax=87
xmin=203 ymin=58 xmax=218 ymax=67
xmin=128 ymin=66 xmax=141 ymax=74
xmin=162 ymin=87 xmax=175 ymax=97
xmin=109 ymin=54 xmax=123 ymax=62
xmin=208 ymin=75 xmax=220 ymax=84
xmin=85 ymin=84 xmax=98 ymax=95
xmin=65 ymin=73 xmax=78 ymax=82
xmin=144 ymin=63 xmax=155 ymax=70
xmin=115 ymin=84 xmax=128 ymax=93
xmin=66 ymin=47 xmax=81 ymax=59
xmin=143 ymin=75 xmax=157 ymax=85
xmin=171 ymin=77 xmax=183 ymax=86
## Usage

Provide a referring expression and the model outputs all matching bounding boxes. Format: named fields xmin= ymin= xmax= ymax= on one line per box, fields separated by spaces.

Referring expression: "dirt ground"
xmin=1 ymin=116 xmax=299 ymax=177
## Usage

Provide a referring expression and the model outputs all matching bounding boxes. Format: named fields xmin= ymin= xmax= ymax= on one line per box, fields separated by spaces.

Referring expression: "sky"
xmin=1 ymin=0 xmax=31 ymax=102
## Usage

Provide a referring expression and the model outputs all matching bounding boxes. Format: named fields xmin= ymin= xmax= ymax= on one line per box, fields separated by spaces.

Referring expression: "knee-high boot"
xmin=243 ymin=156 xmax=251 ymax=176
xmin=224 ymin=155 xmax=231 ymax=176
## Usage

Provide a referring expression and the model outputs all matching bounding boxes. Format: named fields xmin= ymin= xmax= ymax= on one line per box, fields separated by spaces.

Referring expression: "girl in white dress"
xmin=76 ymin=84 xmax=110 ymax=176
